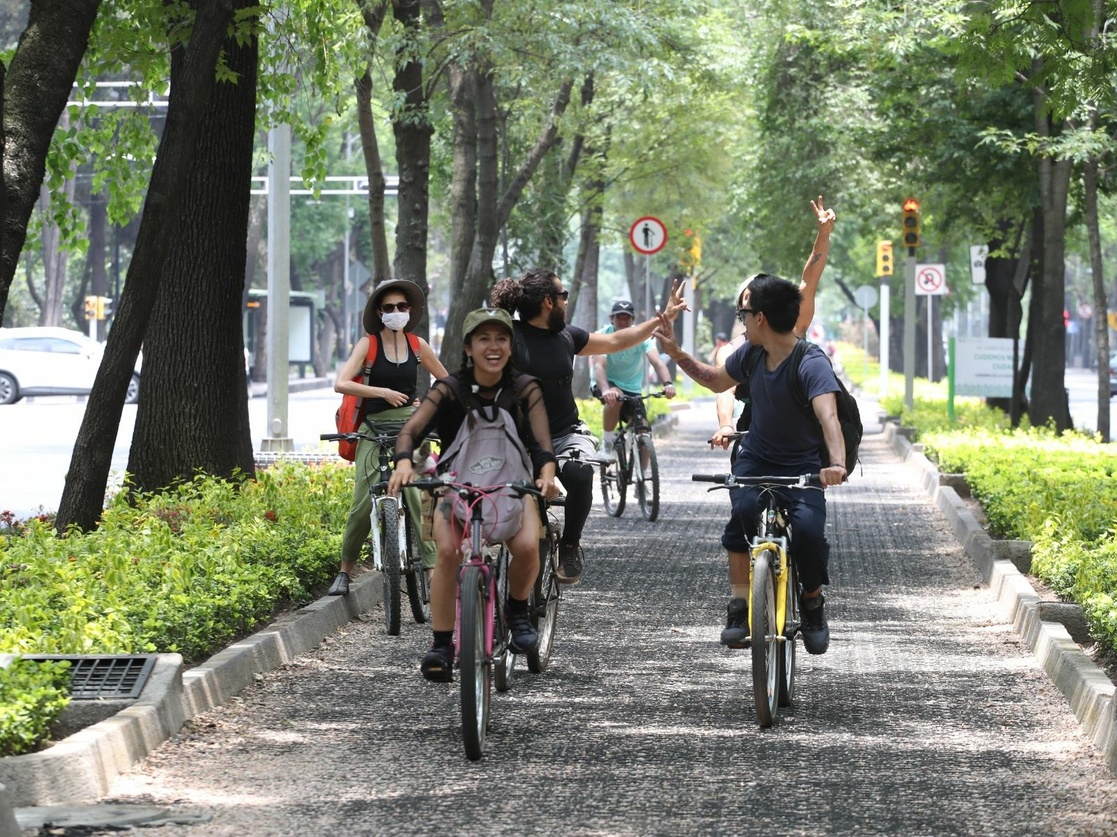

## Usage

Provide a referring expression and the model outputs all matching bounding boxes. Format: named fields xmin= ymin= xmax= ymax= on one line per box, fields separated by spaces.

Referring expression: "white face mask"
xmin=381 ymin=312 xmax=410 ymax=331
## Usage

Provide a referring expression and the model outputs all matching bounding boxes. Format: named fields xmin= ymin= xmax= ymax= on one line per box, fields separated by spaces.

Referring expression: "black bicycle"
xmin=595 ymin=390 xmax=667 ymax=522
xmin=320 ymin=430 xmax=432 ymax=635
xmin=692 ymin=470 xmax=822 ymax=728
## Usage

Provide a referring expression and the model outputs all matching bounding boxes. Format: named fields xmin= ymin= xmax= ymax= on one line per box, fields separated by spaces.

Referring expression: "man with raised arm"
xmin=654 ymin=273 xmax=846 ymax=655
xmin=713 ymin=196 xmax=835 ymax=448
xmin=491 ymin=271 xmax=686 ymax=585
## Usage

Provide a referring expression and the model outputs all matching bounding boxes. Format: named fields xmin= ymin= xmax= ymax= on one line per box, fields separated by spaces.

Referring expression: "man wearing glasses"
xmin=490 ymin=269 xmax=687 ymax=585
xmin=711 ymin=197 xmax=835 ymax=450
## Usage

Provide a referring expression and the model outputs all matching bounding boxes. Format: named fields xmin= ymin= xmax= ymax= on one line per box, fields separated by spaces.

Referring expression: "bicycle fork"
xmin=369 ymin=495 xmax=404 ymax=572
xmin=455 ymin=559 xmax=496 ymax=666
xmin=749 ymin=536 xmax=791 ymax=641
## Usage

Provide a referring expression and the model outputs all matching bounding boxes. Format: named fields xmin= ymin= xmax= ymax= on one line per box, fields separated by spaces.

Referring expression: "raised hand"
xmin=660 ymin=278 xmax=689 ymax=322
xmin=811 ymin=195 xmax=836 ymax=232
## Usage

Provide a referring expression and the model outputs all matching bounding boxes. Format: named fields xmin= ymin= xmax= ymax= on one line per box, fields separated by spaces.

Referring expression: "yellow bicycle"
xmin=693 ymin=472 xmax=822 ymax=727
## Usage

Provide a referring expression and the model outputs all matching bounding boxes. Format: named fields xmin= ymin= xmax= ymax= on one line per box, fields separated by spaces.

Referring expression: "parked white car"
xmin=0 ymin=326 xmax=141 ymax=405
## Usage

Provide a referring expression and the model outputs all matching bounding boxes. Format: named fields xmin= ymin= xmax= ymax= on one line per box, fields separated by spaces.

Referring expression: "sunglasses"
xmin=380 ymin=302 xmax=411 ymax=313
xmin=551 ymin=290 xmax=570 ymax=300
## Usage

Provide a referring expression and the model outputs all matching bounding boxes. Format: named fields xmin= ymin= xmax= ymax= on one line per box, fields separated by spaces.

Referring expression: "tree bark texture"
xmin=391 ymin=0 xmax=432 ymax=338
xmin=1083 ymin=155 xmax=1110 ymax=441
xmin=55 ymin=0 xmax=237 ymax=532
xmin=1030 ymin=95 xmax=1071 ymax=431
xmin=444 ymin=62 xmax=477 ymax=344
xmin=354 ymin=0 xmax=391 ymax=287
xmin=0 ymin=0 xmax=101 ymax=322
xmin=127 ymin=0 xmax=258 ymax=494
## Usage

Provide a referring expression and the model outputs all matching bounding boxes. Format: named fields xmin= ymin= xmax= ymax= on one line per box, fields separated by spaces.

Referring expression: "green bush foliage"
xmin=1 ymin=462 xmax=353 ymax=665
xmin=0 ymin=659 xmax=71 ymax=757
xmin=833 ymin=342 xmax=1117 ymax=655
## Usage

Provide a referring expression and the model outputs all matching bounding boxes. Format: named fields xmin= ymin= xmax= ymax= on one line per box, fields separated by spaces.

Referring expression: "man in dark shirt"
xmin=654 ymin=273 xmax=846 ymax=654
xmin=491 ymin=269 xmax=686 ymax=584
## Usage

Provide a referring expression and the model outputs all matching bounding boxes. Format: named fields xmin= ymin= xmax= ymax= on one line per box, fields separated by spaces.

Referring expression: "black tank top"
xmin=363 ymin=332 xmax=419 ymax=415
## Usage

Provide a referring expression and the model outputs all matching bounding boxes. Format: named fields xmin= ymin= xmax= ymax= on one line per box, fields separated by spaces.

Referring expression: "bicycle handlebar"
xmin=408 ymin=478 xmax=543 ymax=500
xmin=692 ymin=473 xmax=822 ymax=489
xmin=592 ymin=388 xmax=670 ymax=404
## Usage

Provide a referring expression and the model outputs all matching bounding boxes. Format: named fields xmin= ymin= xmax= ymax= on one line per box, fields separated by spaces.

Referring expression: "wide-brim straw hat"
xmin=363 ymin=279 xmax=426 ymax=334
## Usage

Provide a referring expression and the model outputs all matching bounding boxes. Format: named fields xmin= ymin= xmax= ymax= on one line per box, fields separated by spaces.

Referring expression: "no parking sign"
xmin=914 ymin=263 xmax=947 ymax=296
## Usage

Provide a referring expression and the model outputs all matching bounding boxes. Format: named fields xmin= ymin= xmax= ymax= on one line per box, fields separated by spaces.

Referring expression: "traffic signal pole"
xmin=904 ymin=247 xmax=916 ymax=410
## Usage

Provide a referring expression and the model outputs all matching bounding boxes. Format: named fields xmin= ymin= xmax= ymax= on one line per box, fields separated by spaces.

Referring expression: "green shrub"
xmin=836 ymin=339 xmax=1117 ymax=658
xmin=0 ymin=462 xmax=352 ymax=664
xmin=0 ymin=659 xmax=71 ymax=757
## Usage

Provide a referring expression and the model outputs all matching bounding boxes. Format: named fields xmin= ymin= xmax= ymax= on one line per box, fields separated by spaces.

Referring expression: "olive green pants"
xmin=339 ymin=407 xmax=437 ymax=570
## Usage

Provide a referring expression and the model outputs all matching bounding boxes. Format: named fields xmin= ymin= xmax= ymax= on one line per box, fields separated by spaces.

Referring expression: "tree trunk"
xmin=355 ymin=69 xmax=391 ymax=287
xmin=441 ymin=77 xmax=576 ymax=363
xmin=444 ymin=62 xmax=477 ymax=333
xmin=1030 ymin=95 xmax=1071 ymax=431
xmin=355 ymin=2 xmax=391 ymax=291
xmin=0 ymin=0 xmax=101 ymax=322
xmin=127 ymin=0 xmax=257 ymax=494
xmin=55 ymin=0 xmax=237 ymax=532
xmin=1083 ymin=155 xmax=1110 ymax=441
xmin=391 ymin=0 xmax=432 ymax=343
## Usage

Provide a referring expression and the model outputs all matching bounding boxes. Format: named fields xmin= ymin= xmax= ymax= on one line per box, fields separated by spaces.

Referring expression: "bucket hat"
xmin=363 ymin=279 xmax=426 ymax=334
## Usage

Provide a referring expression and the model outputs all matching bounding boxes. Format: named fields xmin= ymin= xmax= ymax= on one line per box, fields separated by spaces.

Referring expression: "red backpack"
xmin=334 ymin=332 xmax=421 ymax=461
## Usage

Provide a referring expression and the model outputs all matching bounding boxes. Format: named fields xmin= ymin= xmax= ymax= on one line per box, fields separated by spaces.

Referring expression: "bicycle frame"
xmin=749 ymin=499 xmax=792 ymax=638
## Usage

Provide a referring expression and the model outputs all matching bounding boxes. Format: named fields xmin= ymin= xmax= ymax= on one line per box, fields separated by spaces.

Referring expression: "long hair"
xmin=490 ymin=268 xmax=558 ymax=320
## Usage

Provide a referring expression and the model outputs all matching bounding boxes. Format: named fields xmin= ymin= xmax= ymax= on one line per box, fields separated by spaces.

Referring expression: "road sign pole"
xmin=904 ymin=249 xmax=916 ymax=410
xmin=927 ymin=296 xmax=934 ymax=382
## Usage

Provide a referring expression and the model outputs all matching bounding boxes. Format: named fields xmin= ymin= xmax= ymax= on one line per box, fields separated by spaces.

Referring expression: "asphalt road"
xmin=95 ymin=403 xmax=1117 ymax=837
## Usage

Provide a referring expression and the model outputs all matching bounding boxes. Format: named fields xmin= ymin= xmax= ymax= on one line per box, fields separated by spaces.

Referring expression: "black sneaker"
xmin=555 ymin=543 xmax=583 ymax=585
xmin=720 ymin=597 xmax=750 ymax=648
xmin=327 ymin=572 xmax=350 ymax=596
xmin=800 ymin=594 xmax=830 ymax=655
xmin=421 ymin=644 xmax=454 ymax=682
xmin=507 ymin=609 xmax=539 ymax=653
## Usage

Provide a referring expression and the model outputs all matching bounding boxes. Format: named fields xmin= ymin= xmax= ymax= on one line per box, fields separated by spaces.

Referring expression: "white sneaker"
xmin=596 ymin=436 xmax=616 ymax=462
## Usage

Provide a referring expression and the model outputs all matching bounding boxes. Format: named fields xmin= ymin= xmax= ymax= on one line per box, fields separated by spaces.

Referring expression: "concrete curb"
xmin=0 ymin=573 xmax=381 ymax=808
xmin=883 ymin=422 xmax=1117 ymax=774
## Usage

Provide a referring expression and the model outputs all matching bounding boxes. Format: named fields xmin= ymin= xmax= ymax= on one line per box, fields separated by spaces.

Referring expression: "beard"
xmin=547 ymin=307 xmax=566 ymax=333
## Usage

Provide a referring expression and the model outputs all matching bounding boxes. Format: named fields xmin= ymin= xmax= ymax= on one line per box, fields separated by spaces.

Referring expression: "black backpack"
xmin=736 ymin=340 xmax=862 ymax=474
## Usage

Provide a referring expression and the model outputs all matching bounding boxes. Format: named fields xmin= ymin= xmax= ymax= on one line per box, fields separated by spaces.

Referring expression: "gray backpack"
xmin=438 ymin=376 xmax=534 ymax=543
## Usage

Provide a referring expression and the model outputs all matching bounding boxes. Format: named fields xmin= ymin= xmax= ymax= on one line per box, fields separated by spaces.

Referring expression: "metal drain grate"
xmin=23 ymin=654 xmax=157 ymax=700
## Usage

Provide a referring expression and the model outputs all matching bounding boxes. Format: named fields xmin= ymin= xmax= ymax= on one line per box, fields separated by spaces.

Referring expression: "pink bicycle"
xmin=411 ymin=478 xmax=551 ymax=760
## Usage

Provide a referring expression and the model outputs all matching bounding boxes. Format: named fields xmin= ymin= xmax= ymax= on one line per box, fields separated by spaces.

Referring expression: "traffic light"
xmin=876 ymin=241 xmax=894 ymax=277
xmin=95 ymin=297 xmax=111 ymax=320
xmin=679 ymin=228 xmax=702 ymax=273
xmin=902 ymin=198 xmax=921 ymax=249
xmin=84 ymin=296 xmax=97 ymax=321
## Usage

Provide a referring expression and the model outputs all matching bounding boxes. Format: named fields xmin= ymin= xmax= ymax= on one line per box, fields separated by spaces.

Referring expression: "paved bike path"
xmin=92 ymin=402 xmax=1117 ymax=836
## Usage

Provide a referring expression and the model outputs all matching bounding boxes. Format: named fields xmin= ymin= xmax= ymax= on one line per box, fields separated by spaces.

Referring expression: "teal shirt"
xmin=598 ymin=324 xmax=652 ymax=393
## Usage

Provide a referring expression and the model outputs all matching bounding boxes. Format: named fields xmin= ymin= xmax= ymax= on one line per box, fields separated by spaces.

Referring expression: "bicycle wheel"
xmin=459 ymin=565 xmax=491 ymax=761
xmin=493 ymin=548 xmax=516 ymax=693
xmin=528 ymin=516 xmax=560 ymax=673
xmin=380 ymin=502 xmax=403 ymax=636
xmin=634 ymin=434 xmax=660 ymax=522
xmin=750 ymin=548 xmax=780 ymax=728
xmin=778 ymin=558 xmax=799 ymax=708
xmin=403 ymin=511 xmax=430 ymax=624
xmin=599 ymin=434 xmax=627 ymax=517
